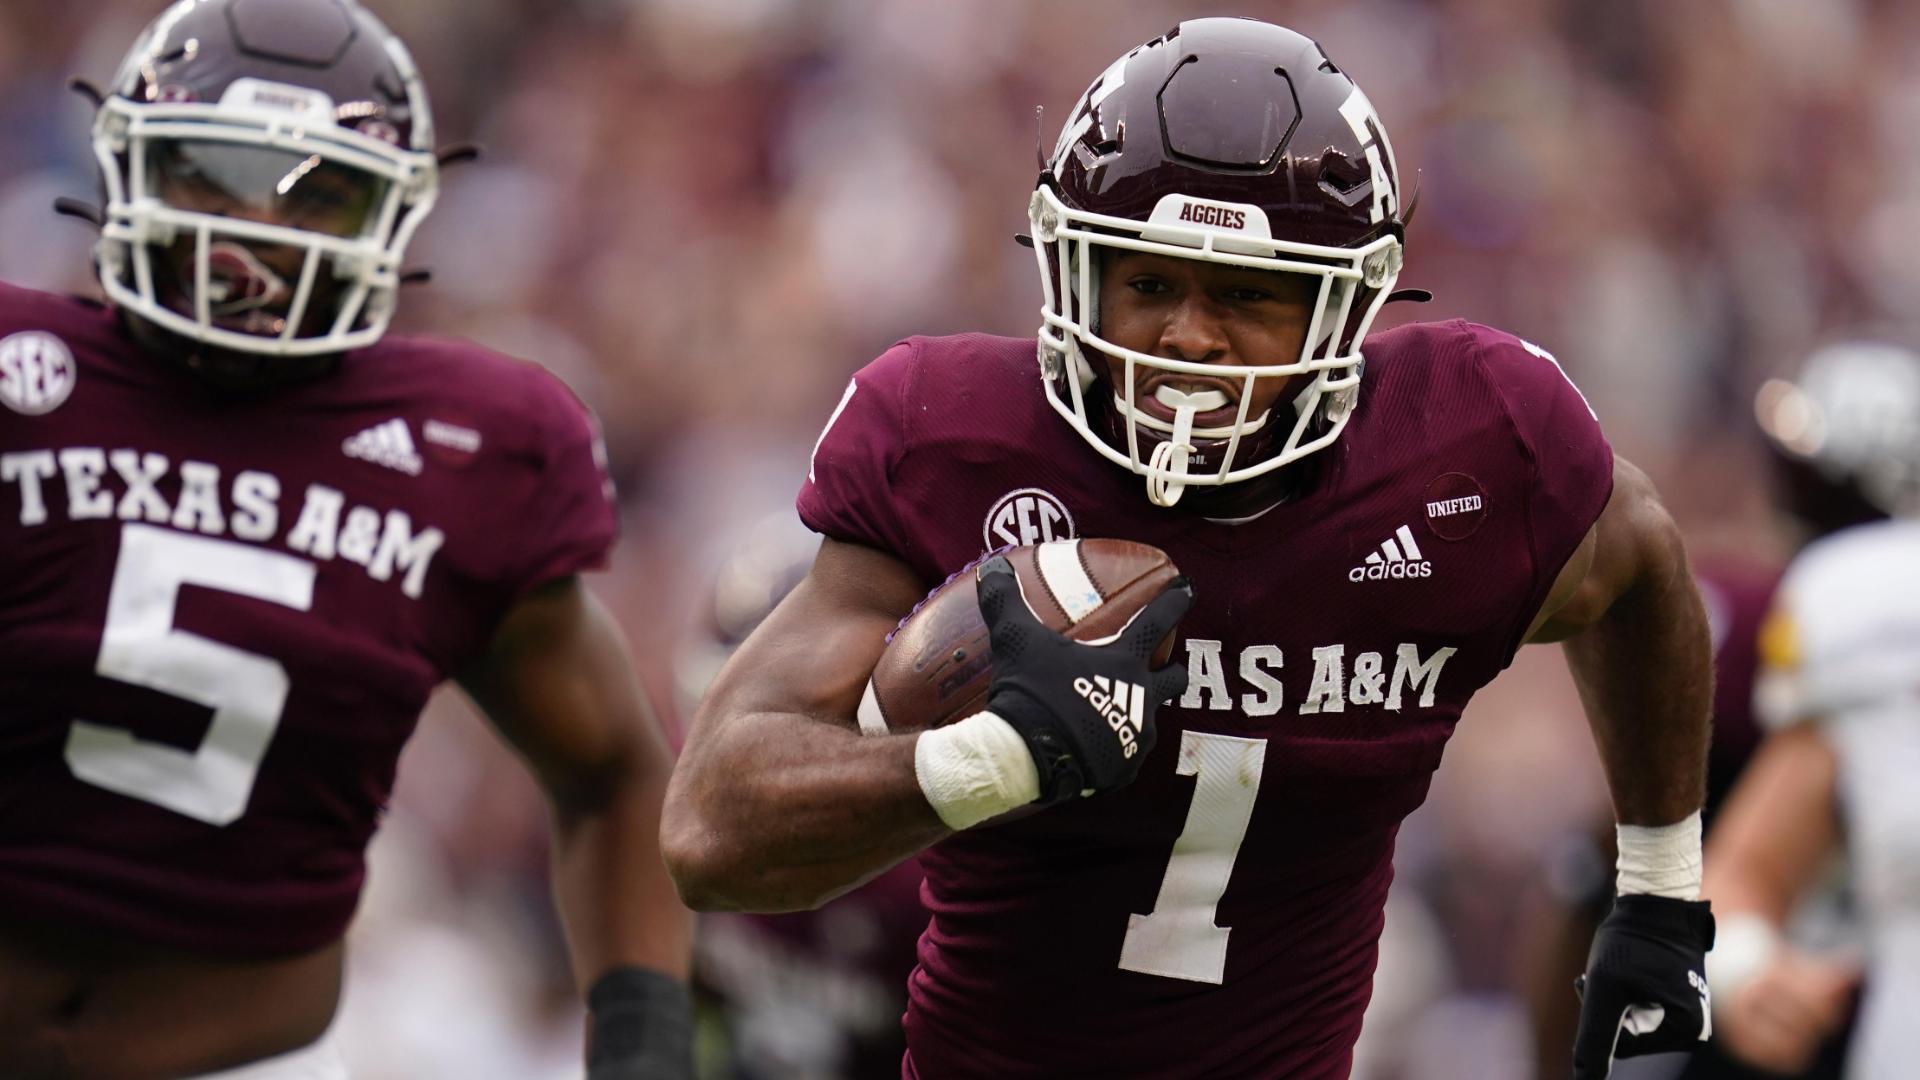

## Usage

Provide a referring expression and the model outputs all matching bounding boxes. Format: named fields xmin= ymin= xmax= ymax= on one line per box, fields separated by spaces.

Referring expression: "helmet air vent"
xmin=1157 ymin=53 xmax=1300 ymax=171
xmin=227 ymin=0 xmax=358 ymax=68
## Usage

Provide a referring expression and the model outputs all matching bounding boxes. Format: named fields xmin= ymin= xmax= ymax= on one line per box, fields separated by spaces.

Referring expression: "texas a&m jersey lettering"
xmin=2 ymin=447 xmax=443 ymax=598
xmin=1 ymin=445 xmax=446 ymax=825
xmin=1123 ymin=641 xmax=1458 ymax=986
xmin=1178 ymin=638 xmax=1458 ymax=716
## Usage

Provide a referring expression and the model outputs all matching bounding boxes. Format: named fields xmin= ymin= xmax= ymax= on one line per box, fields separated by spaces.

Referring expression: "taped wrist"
xmin=586 ymin=966 xmax=693 ymax=1080
xmin=915 ymin=710 xmax=1041 ymax=830
xmin=1616 ymin=810 xmax=1703 ymax=900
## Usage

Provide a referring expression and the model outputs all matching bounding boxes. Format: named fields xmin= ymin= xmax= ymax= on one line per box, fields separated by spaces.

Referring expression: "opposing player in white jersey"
xmin=1706 ymin=342 xmax=1920 ymax=1079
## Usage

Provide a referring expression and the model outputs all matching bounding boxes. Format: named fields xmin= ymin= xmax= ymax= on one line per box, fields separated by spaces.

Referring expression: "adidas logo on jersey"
xmin=1073 ymin=674 xmax=1145 ymax=758
xmin=342 ymin=419 xmax=423 ymax=476
xmin=1349 ymin=525 xmax=1433 ymax=582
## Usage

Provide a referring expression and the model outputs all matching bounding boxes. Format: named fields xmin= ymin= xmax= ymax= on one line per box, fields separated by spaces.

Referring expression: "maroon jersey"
xmin=799 ymin=323 xmax=1612 ymax=1079
xmin=0 ymin=283 xmax=615 ymax=955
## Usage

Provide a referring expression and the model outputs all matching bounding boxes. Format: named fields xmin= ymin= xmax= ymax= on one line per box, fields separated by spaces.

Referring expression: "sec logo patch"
xmin=984 ymin=488 xmax=1076 ymax=549
xmin=0 ymin=331 xmax=76 ymax=415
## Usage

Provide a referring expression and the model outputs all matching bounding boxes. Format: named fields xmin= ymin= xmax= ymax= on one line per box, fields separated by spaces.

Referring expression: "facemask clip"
xmin=1038 ymin=341 xmax=1065 ymax=379
xmin=1363 ymin=241 xmax=1403 ymax=288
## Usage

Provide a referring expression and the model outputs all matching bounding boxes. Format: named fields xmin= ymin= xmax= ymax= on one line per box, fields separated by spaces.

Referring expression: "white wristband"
xmin=914 ymin=711 xmax=1041 ymax=831
xmin=1705 ymin=912 xmax=1781 ymax=1020
xmin=1615 ymin=810 xmax=1703 ymax=900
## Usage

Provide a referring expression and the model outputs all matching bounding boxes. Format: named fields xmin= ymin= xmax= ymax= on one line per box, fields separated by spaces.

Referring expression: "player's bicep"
xmin=459 ymin=576 xmax=667 ymax=808
xmin=1525 ymin=456 xmax=1673 ymax=643
xmin=691 ymin=537 xmax=924 ymax=739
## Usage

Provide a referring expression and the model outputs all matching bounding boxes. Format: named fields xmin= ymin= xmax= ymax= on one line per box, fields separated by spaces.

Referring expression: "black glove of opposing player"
xmin=975 ymin=555 xmax=1193 ymax=805
xmin=1572 ymin=895 xmax=1716 ymax=1079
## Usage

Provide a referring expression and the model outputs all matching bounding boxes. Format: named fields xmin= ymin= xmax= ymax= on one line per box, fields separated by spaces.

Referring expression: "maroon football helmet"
xmin=90 ymin=0 xmax=439 ymax=362
xmin=1031 ymin=18 xmax=1407 ymax=507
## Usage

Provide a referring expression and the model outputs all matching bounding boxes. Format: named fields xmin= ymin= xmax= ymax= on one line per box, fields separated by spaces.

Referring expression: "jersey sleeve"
xmin=499 ymin=372 xmax=619 ymax=597
xmin=795 ymin=340 xmax=919 ymax=558
xmin=1475 ymin=327 xmax=1615 ymax=608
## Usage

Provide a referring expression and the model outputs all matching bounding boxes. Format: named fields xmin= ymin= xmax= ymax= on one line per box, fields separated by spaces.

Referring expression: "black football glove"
xmin=1572 ymin=895 xmax=1716 ymax=1079
xmin=585 ymin=967 xmax=693 ymax=1080
xmin=975 ymin=555 xmax=1193 ymax=805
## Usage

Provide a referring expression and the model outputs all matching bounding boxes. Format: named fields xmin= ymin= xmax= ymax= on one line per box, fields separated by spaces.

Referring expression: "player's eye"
xmin=1224 ymin=286 xmax=1275 ymax=303
xmin=1127 ymin=277 xmax=1171 ymax=295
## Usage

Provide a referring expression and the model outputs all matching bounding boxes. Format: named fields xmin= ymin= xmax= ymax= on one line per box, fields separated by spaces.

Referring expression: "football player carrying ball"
xmin=666 ymin=17 xmax=1717 ymax=1079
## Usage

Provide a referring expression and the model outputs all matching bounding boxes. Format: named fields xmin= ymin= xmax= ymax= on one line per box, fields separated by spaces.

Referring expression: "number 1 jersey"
xmin=0 ymin=282 xmax=616 ymax=955
xmin=799 ymin=324 xmax=1612 ymax=1079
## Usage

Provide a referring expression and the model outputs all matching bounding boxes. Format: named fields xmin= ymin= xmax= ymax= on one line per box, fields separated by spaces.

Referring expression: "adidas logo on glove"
xmin=1073 ymin=675 xmax=1145 ymax=758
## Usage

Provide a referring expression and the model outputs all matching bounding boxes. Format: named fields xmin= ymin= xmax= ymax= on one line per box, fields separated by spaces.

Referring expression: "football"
xmin=856 ymin=539 xmax=1183 ymax=735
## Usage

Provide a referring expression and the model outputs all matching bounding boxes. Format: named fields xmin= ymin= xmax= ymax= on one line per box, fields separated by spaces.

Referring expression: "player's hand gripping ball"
xmin=862 ymin=539 xmax=1192 ymax=805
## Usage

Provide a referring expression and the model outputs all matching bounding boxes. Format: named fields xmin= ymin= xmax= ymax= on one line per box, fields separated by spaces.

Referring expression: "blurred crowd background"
xmin=5 ymin=0 xmax=1919 ymax=1077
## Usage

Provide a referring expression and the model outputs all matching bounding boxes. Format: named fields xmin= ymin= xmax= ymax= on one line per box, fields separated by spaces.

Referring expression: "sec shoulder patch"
xmin=983 ymin=487 xmax=1076 ymax=549
xmin=0 ymin=331 xmax=76 ymax=415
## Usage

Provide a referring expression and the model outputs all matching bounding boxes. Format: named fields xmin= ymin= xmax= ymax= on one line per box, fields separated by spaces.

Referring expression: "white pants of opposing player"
xmin=187 ymin=1029 xmax=349 ymax=1080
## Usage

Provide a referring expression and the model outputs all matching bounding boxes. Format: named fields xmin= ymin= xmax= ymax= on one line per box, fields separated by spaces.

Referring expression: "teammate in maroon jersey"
xmin=664 ymin=17 xmax=1716 ymax=1080
xmin=0 ymin=2 xmax=690 ymax=1077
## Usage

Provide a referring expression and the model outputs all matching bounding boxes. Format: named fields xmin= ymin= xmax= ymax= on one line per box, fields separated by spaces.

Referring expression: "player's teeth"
xmin=1154 ymin=385 xmax=1229 ymax=411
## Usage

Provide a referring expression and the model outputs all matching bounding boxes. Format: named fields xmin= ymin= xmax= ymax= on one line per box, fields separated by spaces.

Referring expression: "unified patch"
xmin=1423 ymin=472 xmax=1488 ymax=540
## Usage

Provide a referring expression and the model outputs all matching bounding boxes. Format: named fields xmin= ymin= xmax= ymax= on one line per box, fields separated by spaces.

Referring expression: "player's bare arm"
xmin=458 ymin=575 xmax=695 ymax=1075
xmin=1702 ymin=726 xmax=1859 ymax=1073
xmin=1526 ymin=456 xmax=1720 ymax=1076
xmin=662 ymin=537 xmax=949 ymax=913
xmin=668 ymin=530 xmax=1182 ymax=907
xmin=1527 ymin=455 xmax=1711 ymax=826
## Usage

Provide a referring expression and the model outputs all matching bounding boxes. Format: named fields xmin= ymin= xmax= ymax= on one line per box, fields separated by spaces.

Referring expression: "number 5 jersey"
xmin=0 ymin=282 xmax=617 ymax=955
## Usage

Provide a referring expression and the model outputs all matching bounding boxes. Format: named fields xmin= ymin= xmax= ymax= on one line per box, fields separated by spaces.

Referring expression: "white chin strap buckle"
xmin=1146 ymin=403 xmax=1198 ymax=508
